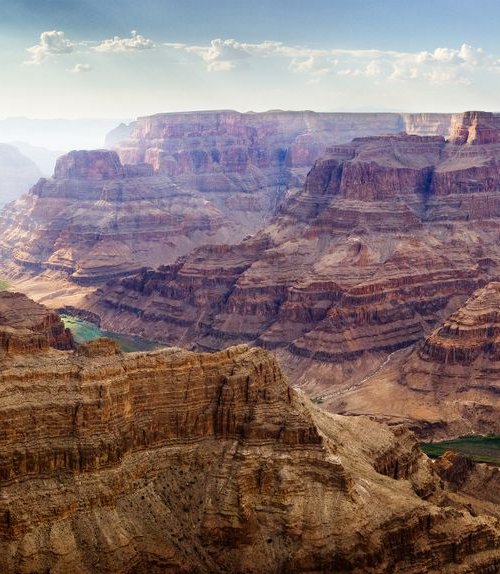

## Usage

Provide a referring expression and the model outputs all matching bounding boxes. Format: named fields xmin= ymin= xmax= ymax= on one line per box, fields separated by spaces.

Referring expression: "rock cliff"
xmin=0 ymin=291 xmax=74 ymax=354
xmin=323 ymin=280 xmax=500 ymax=437
xmin=0 ymin=150 xmax=235 ymax=282
xmin=0 ymin=111 xmax=462 ymax=291
xmin=91 ymin=114 xmax=500 ymax=401
xmin=0 ymin=292 xmax=500 ymax=573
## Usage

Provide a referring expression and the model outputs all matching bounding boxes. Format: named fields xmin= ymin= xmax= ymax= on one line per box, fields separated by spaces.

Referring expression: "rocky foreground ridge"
xmin=0 ymin=291 xmax=500 ymax=573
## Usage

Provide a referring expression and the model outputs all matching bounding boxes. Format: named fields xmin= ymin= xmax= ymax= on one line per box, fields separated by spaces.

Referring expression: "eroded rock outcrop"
xmin=0 ymin=150 xmax=235 ymax=282
xmin=91 ymin=117 xmax=500 ymax=398
xmin=325 ymin=281 xmax=500 ymax=437
xmin=0 ymin=293 xmax=500 ymax=573
xmin=0 ymin=111 xmax=460 ymax=288
xmin=0 ymin=291 xmax=73 ymax=354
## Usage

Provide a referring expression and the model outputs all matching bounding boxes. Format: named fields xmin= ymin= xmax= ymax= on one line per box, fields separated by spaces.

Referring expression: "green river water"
xmin=421 ymin=435 xmax=500 ymax=465
xmin=60 ymin=314 xmax=161 ymax=353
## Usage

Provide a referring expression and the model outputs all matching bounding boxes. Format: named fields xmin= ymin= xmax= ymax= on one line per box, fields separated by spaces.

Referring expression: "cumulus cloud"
xmin=25 ymin=30 xmax=75 ymax=64
xmin=185 ymin=38 xmax=252 ymax=72
xmin=170 ymin=38 xmax=497 ymax=85
xmin=95 ymin=30 xmax=155 ymax=53
xmin=71 ymin=63 xmax=92 ymax=73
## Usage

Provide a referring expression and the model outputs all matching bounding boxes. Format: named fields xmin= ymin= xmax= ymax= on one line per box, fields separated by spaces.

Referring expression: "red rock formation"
xmin=90 ymin=122 xmax=500 ymax=395
xmin=0 ymin=112 xmax=460 ymax=287
xmin=0 ymin=295 xmax=500 ymax=573
xmin=0 ymin=291 xmax=73 ymax=354
xmin=0 ymin=150 xmax=234 ymax=282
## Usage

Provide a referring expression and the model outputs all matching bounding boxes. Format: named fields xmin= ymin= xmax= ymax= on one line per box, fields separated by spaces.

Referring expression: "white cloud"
xmin=95 ymin=30 xmax=155 ymax=53
xmin=26 ymin=30 xmax=75 ymax=64
xmin=71 ymin=63 xmax=92 ymax=73
xmin=185 ymin=38 xmax=252 ymax=72
xmin=170 ymin=38 xmax=498 ymax=85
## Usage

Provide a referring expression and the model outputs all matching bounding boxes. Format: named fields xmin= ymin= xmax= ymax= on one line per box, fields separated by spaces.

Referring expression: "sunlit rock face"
xmin=1 ymin=291 xmax=500 ymax=573
xmin=91 ymin=113 xmax=500 ymax=406
xmin=0 ymin=150 xmax=235 ymax=283
xmin=0 ymin=111 xmax=460 ymax=287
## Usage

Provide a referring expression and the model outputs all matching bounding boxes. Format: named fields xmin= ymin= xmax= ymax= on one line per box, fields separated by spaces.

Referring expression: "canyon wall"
xmin=0 ymin=292 xmax=500 ymax=572
xmin=91 ymin=114 xmax=500 ymax=395
xmin=0 ymin=110 xmax=465 ymax=286
xmin=0 ymin=150 xmax=235 ymax=282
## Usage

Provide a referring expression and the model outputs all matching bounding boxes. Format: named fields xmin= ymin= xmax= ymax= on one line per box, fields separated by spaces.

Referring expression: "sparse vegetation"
xmin=421 ymin=435 xmax=500 ymax=465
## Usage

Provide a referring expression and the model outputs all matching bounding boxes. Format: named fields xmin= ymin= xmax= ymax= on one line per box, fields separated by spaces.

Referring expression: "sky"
xmin=1 ymin=0 xmax=500 ymax=119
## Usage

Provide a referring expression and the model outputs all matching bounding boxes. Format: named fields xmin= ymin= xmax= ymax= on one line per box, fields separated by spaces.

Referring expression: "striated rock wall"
xmin=91 ymin=118 xmax=500 ymax=389
xmin=0 ymin=291 xmax=73 ymax=354
xmin=0 ymin=111 xmax=465 ymax=286
xmin=0 ymin=296 xmax=500 ymax=572
xmin=0 ymin=150 xmax=235 ymax=282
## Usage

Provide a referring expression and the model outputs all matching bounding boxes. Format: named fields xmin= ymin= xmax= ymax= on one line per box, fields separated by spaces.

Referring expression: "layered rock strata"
xmin=1 ymin=293 xmax=500 ymax=572
xmin=0 ymin=111 xmax=469 ymax=287
xmin=91 ymin=116 xmax=500 ymax=395
xmin=0 ymin=291 xmax=73 ymax=354
xmin=0 ymin=150 xmax=234 ymax=282
xmin=109 ymin=110 xmax=459 ymax=170
xmin=325 ymin=281 xmax=500 ymax=436
xmin=108 ymin=110 xmax=460 ymax=239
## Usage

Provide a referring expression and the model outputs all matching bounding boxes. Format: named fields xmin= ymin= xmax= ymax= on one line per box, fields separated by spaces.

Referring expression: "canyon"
xmin=0 ymin=291 xmax=500 ymax=573
xmin=82 ymin=112 xmax=500 ymax=436
xmin=0 ymin=110 xmax=459 ymax=287
xmin=3 ymin=110 xmax=500 ymax=438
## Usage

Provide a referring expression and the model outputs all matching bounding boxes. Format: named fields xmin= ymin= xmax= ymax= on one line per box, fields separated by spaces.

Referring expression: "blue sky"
xmin=1 ymin=0 xmax=500 ymax=118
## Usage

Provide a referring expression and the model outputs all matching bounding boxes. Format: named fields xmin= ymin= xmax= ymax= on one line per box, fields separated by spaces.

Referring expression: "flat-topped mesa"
xmin=115 ymin=110 xmax=456 ymax=173
xmin=449 ymin=111 xmax=500 ymax=145
xmin=52 ymin=149 xmax=155 ymax=181
xmin=0 ymin=291 xmax=73 ymax=354
xmin=0 ymin=148 xmax=235 ymax=282
xmin=53 ymin=149 xmax=125 ymax=180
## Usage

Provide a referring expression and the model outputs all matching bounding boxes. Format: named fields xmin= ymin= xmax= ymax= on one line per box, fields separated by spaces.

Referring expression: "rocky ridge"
xmin=90 ymin=113 xmax=500 ymax=403
xmin=0 ymin=291 xmax=500 ymax=572
xmin=0 ymin=150 xmax=235 ymax=282
xmin=0 ymin=111 xmax=465 ymax=290
xmin=0 ymin=290 xmax=73 ymax=354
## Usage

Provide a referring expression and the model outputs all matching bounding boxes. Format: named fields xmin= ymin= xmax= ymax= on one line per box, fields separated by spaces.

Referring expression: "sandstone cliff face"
xmin=0 ymin=291 xmax=73 ymax=354
xmin=0 ymin=143 xmax=41 ymax=207
xmin=0 ymin=112 xmax=460 ymax=289
xmin=398 ymin=281 xmax=500 ymax=435
xmin=109 ymin=110 xmax=457 ymax=238
xmin=1 ymin=293 xmax=500 ymax=573
xmin=0 ymin=150 xmax=236 ymax=282
xmin=91 ymin=117 xmax=500 ymax=398
xmin=110 ymin=110 xmax=457 ymax=172
xmin=324 ymin=281 xmax=500 ymax=437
